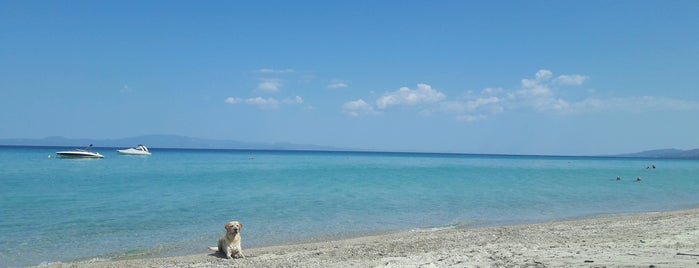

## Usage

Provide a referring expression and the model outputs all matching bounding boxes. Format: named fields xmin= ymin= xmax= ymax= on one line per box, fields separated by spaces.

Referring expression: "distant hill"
xmin=0 ymin=135 xmax=349 ymax=151
xmin=2 ymin=136 xmax=697 ymax=157
xmin=613 ymin=148 xmax=699 ymax=159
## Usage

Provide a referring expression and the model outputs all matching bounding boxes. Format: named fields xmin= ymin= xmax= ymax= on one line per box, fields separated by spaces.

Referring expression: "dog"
xmin=208 ymin=221 xmax=244 ymax=259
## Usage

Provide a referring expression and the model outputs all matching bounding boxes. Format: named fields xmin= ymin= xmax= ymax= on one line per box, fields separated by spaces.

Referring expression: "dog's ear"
xmin=238 ymin=222 xmax=243 ymax=230
xmin=224 ymin=222 xmax=231 ymax=231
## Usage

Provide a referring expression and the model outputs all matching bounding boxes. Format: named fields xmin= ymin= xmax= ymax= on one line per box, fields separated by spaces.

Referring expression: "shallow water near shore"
xmin=2 ymin=146 xmax=699 ymax=267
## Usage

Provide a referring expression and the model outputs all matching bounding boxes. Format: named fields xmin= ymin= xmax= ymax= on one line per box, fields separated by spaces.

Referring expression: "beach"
xmin=38 ymin=208 xmax=699 ymax=268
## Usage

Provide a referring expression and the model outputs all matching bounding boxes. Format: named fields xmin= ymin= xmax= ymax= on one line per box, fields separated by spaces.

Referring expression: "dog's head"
xmin=224 ymin=221 xmax=243 ymax=235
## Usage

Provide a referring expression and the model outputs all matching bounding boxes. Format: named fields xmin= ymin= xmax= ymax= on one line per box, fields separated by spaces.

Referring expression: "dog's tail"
xmin=207 ymin=246 xmax=219 ymax=252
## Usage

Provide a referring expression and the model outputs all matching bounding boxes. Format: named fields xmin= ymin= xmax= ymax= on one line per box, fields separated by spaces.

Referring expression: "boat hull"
xmin=56 ymin=151 xmax=104 ymax=158
xmin=117 ymin=149 xmax=152 ymax=155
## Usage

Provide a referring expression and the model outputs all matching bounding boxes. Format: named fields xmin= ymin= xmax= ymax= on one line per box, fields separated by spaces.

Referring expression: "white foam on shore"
xmin=38 ymin=257 xmax=112 ymax=267
xmin=409 ymin=226 xmax=455 ymax=232
xmin=408 ymin=221 xmax=475 ymax=233
xmin=79 ymin=257 xmax=112 ymax=264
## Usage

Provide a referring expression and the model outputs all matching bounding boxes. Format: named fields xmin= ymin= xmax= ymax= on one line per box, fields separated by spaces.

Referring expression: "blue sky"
xmin=1 ymin=1 xmax=698 ymax=155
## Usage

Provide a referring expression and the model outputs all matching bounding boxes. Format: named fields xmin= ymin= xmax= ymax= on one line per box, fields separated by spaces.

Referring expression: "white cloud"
xmin=535 ymin=69 xmax=553 ymax=80
xmin=257 ymin=79 xmax=282 ymax=92
xmin=327 ymin=81 xmax=348 ymax=89
xmin=245 ymin=97 xmax=279 ymax=109
xmin=510 ymin=69 xmax=586 ymax=112
xmin=376 ymin=84 xmax=446 ymax=109
xmin=342 ymin=99 xmax=379 ymax=116
xmin=554 ymin=74 xmax=589 ymax=86
xmin=224 ymin=97 xmax=278 ymax=109
xmin=225 ymin=97 xmax=242 ymax=104
xmin=225 ymin=95 xmax=308 ymax=110
xmin=567 ymin=96 xmax=699 ymax=114
xmin=481 ymin=87 xmax=504 ymax=95
xmin=340 ymin=69 xmax=698 ymax=121
xmin=284 ymin=96 xmax=304 ymax=105
xmin=440 ymin=97 xmax=503 ymax=114
xmin=510 ymin=70 xmax=699 ymax=114
xmin=472 ymin=96 xmax=502 ymax=109
xmin=256 ymin=68 xmax=295 ymax=74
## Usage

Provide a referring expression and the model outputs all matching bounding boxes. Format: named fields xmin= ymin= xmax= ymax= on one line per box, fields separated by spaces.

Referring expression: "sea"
xmin=2 ymin=146 xmax=699 ymax=267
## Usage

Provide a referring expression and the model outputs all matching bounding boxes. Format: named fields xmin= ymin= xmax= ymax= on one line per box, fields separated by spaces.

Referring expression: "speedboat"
xmin=56 ymin=144 xmax=104 ymax=158
xmin=117 ymin=144 xmax=152 ymax=155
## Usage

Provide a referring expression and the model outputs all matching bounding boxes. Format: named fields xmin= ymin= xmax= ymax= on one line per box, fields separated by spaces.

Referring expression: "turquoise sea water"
xmin=2 ymin=146 xmax=699 ymax=267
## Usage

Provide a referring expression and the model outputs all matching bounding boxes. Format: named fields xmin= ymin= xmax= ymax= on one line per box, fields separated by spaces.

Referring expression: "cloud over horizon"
xmin=257 ymin=79 xmax=283 ymax=93
xmin=342 ymin=99 xmax=379 ymax=116
xmin=376 ymin=84 xmax=446 ymax=109
xmin=327 ymin=80 xmax=348 ymax=89
xmin=342 ymin=69 xmax=699 ymax=121
xmin=225 ymin=95 xmax=304 ymax=110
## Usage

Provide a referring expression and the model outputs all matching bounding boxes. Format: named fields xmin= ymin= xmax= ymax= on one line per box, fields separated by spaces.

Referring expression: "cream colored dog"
xmin=208 ymin=221 xmax=244 ymax=259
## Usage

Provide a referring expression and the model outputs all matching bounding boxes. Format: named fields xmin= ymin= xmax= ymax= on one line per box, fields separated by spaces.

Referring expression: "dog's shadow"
xmin=208 ymin=251 xmax=250 ymax=259
xmin=208 ymin=251 xmax=224 ymax=258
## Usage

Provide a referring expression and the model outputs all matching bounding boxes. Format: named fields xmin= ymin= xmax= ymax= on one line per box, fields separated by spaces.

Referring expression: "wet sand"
xmin=37 ymin=208 xmax=699 ymax=267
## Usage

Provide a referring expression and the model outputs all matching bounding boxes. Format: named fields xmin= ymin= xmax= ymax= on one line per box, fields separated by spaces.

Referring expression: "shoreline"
xmin=36 ymin=208 xmax=699 ymax=267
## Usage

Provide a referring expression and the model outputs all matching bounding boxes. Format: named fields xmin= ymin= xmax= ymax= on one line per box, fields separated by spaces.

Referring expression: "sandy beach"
xmin=37 ymin=209 xmax=699 ymax=268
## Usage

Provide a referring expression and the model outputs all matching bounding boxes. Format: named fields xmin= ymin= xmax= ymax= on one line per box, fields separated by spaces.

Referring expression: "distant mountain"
xmin=3 ymin=136 xmax=697 ymax=157
xmin=613 ymin=148 xmax=699 ymax=159
xmin=0 ymin=135 xmax=349 ymax=151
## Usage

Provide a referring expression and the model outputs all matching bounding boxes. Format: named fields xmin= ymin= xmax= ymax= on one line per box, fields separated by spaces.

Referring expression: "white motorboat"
xmin=117 ymin=144 xmax=152 ymax=155
xmin=56 ymin=144 xmax=104 ymax=158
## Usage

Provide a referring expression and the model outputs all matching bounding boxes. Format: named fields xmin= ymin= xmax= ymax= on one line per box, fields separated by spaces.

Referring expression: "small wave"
xmin=79 ymin=257 xmax=112 ymax=264
xmin=409 ymin=226 xmax=455 ymax=233
xmin=409 ymin=222 xmax=475 ymax=233
xmin=38 ymin=261 xmax=63 ymax=267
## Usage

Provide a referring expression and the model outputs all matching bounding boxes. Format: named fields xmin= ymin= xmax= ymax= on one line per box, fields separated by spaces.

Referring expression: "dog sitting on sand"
xmin=208 ymin=221 xmax=244 ymax=259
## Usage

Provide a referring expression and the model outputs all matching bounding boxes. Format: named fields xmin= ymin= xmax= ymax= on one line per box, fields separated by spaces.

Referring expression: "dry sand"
xmin=38 ymin=209 xmax=699 ymax=267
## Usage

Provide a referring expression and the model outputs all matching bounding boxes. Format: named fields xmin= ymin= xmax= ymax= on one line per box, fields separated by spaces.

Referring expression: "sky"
xmin=1 ymin=1 xmax=698 ymax=155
